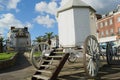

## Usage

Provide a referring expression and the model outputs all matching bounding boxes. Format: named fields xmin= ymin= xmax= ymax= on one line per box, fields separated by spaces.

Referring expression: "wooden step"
xmin=44 ymin=59 xmax=60 ymax=62
xmin=43 ymin=60 xmax=52 ymax=62
xmin=32 ymin=52 xmax=69 ymax=80
xmin=40 ymin=64 xmax=57 ymax=67
xmin=53 ymin=52 xmax=64 ymax=54
xmin=33 ymin=75 xmax=49 ymax=80
xmin=47 ymin=55 xmax=63 ymax=58
xmin=55 ymin=48 xmax=63 ymax=51
xmin=37 ymin=70 xmax=52 ymax=74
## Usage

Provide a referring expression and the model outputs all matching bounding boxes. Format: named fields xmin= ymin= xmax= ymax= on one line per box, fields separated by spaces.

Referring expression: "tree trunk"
xmin=48 ymin=39 xmax=51 ymax=45
xmin=0 ymin=42 xmax=3 ymax=53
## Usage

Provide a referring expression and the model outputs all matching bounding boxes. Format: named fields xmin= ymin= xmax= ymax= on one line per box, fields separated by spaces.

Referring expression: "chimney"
xmin=11 ymin=26 xmax=15 ymax=30
xmin=96 ymin=14 xmax=102 ymax=20
xmin=24 ymin=27 xmax=28 ymax=31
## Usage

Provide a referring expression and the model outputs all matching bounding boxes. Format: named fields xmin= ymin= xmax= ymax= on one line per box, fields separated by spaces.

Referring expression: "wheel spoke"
xmin=90 ymin=38 xmax=94 ymax=55
xmin=84 ymin=35 xmax=100 ymax=77
xmin=30 ymin=42 xmax=50 ymax=69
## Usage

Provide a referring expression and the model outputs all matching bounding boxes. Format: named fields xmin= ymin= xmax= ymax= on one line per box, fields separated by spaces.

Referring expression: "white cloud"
xmin=35 ymin=15 xmax=55 ymax=28
xmin=35 ymin=1 xmax=58 ymax=15
xmin=81 ymin=0 xmax=120 ymax=14
xmin=61 ymin=0 xmax=69 ymax=6
xmin=61 ymin=0 xmax=120 ymax=14
xmin=52 ymin=0 xmax=61 ymax=2
xmin=82 ymin=0 xmax=104 ymax=9
xmin=25 ymin=22 xmax=33 ymax=28
xmin=7 ymin=0 xmax=20 ymax=10
xmin=0 ymin=28 xmax=4 ymax=35
xmin=0 ymin=0 xmax=20 ymax=11
xmin=0 ymin=13 xmax=21 ymax=29
xmin=34 ymin=1 xmax=58 ymax=28
xmin=0 ymin=13 xmax=32 ymax=34
xmin=60 ymin=0 xmax=104 ymax=10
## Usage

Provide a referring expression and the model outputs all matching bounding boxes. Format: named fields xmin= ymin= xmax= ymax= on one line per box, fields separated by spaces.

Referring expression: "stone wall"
xmin=0 ymin=53 xmax=17 ymax=69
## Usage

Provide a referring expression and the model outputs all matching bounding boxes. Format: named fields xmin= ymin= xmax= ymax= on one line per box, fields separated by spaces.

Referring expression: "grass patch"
xmin=0 ymin=52 xmax=16 ymax=60
xmin=33 ymin=52 xmax=42 ymax=57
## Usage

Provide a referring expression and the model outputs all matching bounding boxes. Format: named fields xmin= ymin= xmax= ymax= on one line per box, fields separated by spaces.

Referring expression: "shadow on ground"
xmin=0 ymin=52 xmax=31 ymax=74
xmin=58 ymin=64 xmax=120 ymax=80
xmin=97 ymin=64 xmax=120 ymax=80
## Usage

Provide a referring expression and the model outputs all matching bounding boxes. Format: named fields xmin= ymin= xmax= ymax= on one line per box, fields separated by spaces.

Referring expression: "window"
xmin=105 ymin=21 xmax=108 ymax=26
xmin=109 ymin=19 xmax=113 ymax=25
xmin=110 ymin=28 xmax=114 ymax=34
xmin=118 ymin=27 xmax=120 ymax=34
xmin=101 ymin=31 xmax=104 ymax=37
xmin=118 ymin=16 xmax=120 ymax=22
xmin=100 ymin=22 xmax=103 ymax=28
xmin=106 ymin=30 xmax=109 ymax=36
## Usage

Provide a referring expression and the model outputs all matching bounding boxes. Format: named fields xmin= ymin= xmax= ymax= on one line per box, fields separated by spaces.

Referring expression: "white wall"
xmin=58 ymin=8 xmax=95 ymax=47
xmin=73 ymin=8 xmax=91 ymax=46
xmin=7 ymin=30 xmax=31 ymax=50
xmin=15 ymin=34 xmax=31 ymax=48
xmin=89 ymin=11 xmax=97 ymax=38
xmin=51 ymin=38 xmax=59 ymax=48
xmin=58 ymin=9 xmax=75 ymax=47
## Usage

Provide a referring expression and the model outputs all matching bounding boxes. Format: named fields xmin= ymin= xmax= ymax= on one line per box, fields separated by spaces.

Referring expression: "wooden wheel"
xmin=68 ymin=52 xmax=77 ymax=63
xmin=30 ymin=42 xmax=51 ymax=69
xmin=106 ymin=42 xmax=114 ymax=65
xmin=117 ymin=46 xmax=120 ymax=61
xmin=117 ymin=46 xmax=120 ymax=54
xmin=83 ymin=35 xmax=100 ymax=77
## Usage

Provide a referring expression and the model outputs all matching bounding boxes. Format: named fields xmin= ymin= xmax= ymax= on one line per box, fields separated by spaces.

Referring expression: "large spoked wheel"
xmin=30 ymin=42 xmax=50 ymax=69
xmin=83 ymin=35 xmax=100 ymax=77
xmin=63 ymin=48 xmax=77 ymax=63
xmin=106 ymin=42 xmax=114 ymax=65
xmin=117 ymin=46 xmax=120 ymax=54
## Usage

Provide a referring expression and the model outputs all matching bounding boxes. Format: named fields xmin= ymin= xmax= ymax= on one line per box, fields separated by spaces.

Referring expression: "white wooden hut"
xmin=57 ymin=0 xmax=97 ymax=48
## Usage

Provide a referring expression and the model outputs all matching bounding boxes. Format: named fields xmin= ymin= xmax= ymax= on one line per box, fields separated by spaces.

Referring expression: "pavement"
xmin=0 ymin=53 xmax=120 ymax=80
xmin=0 ymin=53 xmax=36 ymax=80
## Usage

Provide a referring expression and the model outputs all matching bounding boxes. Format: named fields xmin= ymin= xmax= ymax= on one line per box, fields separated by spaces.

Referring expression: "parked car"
xmin=99 ymin=41 xmax=119 ymax=55
xmin=99 ymin=43 xmax=107 ymax=55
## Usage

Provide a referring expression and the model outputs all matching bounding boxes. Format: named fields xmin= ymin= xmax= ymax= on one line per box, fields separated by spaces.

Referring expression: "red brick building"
xmin=97 ymin=5 xmax=120 ymax=43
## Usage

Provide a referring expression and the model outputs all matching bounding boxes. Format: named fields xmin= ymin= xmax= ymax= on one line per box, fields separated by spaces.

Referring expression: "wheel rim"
xmin=30 ymin=42 xmax=50 ymax=69
xmin=83 ymin=35 xmax=100 ymax=77
xmin=117 ymin=46 xmax=120 ymax=54
xmin=68 ymin=53 xmax=77 ymax=63
xmin=106 ymin=42 xmax=114 ymax=65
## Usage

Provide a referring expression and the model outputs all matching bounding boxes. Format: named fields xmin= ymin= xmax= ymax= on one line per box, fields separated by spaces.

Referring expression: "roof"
xmin=57 ymin=0 xmax=96 ymax=13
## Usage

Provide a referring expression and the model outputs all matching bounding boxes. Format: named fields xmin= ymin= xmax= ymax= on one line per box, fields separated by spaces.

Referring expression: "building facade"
xmin=97 ymin=5 xmax=120 ymax=43
xmin=51 ymin=37 xmax=59 ymax=48
xmin=7 ymin=27 xmax=31 ymax=51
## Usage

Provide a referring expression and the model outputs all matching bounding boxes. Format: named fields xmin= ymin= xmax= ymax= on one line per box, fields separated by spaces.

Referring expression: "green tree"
xmin=45 ymin=32 xmax=53 ymax=45
xmin=36 ymin=36 xmax=42 ymax=43
xmin=0 ymin=37 xmax=4 ymax=53
xmin=35 ymin=36 xmax=46 ymax=43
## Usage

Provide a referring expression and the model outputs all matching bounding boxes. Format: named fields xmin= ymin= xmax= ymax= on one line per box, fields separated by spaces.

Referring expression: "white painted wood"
xmin=57 ymin=0 xmax=97 ymax=47
xmin=73 ymin=8 xmax=91 ymax=46
xmin=58 ymin=9 xmax=75 ymax=47
xmin=90 ymin=11 xmax=97 ymax=37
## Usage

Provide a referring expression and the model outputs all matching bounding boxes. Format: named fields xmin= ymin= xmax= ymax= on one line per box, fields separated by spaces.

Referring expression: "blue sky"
xmin=0 ymin=0 xmax=120 ymax=41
